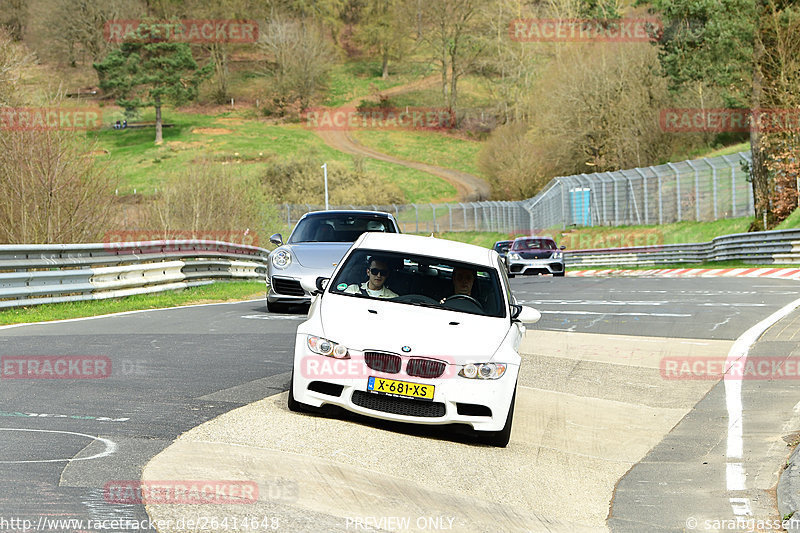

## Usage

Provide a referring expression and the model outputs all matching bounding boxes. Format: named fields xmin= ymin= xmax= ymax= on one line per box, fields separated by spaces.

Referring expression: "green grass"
xmin=323 ymin=60 xmax=433 ymax=107
xmin=776 ymin=208 xmax=800 ymax=230
xmin=89 ymin=108 xmax=454 ymax=202
xmin=350 ymin=129 xmax=485 ymax=178
xmin=420 ymin=231 xmax=511 ymax=249
xmin=384 ymin=75 xmax=494 ymax=109
xmin=0 ymin=281 xmax=266 ymax=326
xmin=549 ymin=217 xmax=754 ymax=250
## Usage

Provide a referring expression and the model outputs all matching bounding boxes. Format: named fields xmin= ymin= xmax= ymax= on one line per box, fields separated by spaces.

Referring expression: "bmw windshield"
xmin=328 ymin=249 xmax=506 ymax=318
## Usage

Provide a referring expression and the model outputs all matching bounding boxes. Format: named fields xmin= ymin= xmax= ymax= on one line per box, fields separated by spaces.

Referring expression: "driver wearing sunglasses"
xmin=343 ymin=257 xmax=398 ymax=298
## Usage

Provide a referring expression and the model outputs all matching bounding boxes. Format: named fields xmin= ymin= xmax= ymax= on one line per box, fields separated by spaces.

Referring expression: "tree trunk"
xmin=155 ymin=99 xmax=163 ymax=145
xmin=381 ymin=51 xmax=389 ymax=80
xmin=750 ymin=20 xmax=769 ymax=230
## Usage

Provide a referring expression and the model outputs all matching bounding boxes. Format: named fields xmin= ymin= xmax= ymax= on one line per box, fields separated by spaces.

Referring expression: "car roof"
xmin=494 ymin=240 xmax=513 ymax=245
xmin=354 ymin=233 xmax=495 ymax=267
xmin=300 ymin=210 xmax=393 ymax=219
xmin=514 ymin=236 xmax=555 ymax=242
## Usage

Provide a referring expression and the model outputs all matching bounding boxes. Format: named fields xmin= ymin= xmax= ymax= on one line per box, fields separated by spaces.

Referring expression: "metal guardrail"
xmin=0 ymin=240 xmax=269 ymax=309
xmin=565 ymin=229 xmax=800 ymax=267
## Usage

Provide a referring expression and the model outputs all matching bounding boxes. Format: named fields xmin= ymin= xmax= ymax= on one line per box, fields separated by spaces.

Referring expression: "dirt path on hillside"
xmin=316 ymin=75 xmax=491 ymax=202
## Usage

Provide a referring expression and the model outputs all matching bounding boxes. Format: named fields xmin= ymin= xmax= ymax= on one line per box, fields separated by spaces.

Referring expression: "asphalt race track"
xmin=1 ymin=276 xmax=799 ymax=532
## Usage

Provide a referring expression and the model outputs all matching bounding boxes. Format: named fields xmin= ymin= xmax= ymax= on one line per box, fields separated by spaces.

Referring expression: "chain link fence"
xmin=279 ymin=151 xmax=756 ymax=234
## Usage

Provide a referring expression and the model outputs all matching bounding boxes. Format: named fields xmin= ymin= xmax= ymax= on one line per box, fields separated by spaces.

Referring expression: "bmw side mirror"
xmin=269 ymin=233 xmax=283 ymax=246
xmin=511 ymin=304 xmax=541 ymax=324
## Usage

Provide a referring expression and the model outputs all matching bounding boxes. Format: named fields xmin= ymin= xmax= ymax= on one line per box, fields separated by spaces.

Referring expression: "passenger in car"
xmin=343 ymin=257 xmax=399 ymax=298
xmin=452 ymin=267 xmax=476 ymax=296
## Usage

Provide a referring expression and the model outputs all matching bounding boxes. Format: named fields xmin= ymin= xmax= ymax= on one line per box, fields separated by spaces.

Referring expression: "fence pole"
xmin=414 ymin=204 xmax=419 ymax=233
xmin=705 ymin=158 xmax=718 ymax=220
xmin=686 ymin=160 xmax=701 ymax=221
xmin=634 ymin=168 xmax=649 ymax=224
xmin=448 ymin=204 xmax=453 ymax=232
xmin=667 ymin=163 xmax=681 ymax=221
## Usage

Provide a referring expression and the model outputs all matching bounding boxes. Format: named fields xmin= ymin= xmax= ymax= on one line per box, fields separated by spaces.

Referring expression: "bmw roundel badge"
xmin=401 ymin=346 xmax=411 ymax=353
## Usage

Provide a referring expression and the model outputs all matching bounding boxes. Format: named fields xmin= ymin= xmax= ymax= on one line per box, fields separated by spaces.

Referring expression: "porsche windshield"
xmin=288 ymin=214 xmax=395 ymax=244
xmin=329 ymin=249 xmax=506 ymax=318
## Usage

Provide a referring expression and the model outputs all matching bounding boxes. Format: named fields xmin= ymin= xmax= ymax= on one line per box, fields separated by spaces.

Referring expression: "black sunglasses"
xmin=369 ymin=268 xmax=389 ymax=276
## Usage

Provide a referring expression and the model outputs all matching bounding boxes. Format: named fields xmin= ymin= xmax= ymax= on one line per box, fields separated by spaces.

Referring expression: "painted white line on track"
xmin=241 ymin=314 xmax=305 ymax=320
xmin=0 ymin=299 xmax=265 ymax=331
xmin=723 ymin=296 xmax=800 ymax=518
xmin=539 ymin=310 xmax=691 ymax=317
xmin=0 ymin=428 xmax=116 ymax=463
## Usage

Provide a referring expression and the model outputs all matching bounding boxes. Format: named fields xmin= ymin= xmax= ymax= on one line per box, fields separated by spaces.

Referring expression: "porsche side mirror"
xmin=511 ymin=304 xmax=541 ymax=324
xmin=314 ymin=277 xmax=329 ymax=295
xmin=269 ymin=233 xmax=283 ymax=246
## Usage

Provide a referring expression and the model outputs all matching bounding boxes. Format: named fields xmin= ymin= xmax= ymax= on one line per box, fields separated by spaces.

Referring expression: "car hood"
xmin=317 ymin=295 xmax=510 ymax=361
xmin=286 ymin=242 xmax=354 ymax=269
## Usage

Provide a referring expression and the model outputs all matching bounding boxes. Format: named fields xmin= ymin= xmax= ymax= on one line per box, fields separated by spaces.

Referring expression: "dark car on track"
xmin=505 ymin=236 xmax=566 ymax=278
xmin=492 ymin=240 xmax=514 ymax=262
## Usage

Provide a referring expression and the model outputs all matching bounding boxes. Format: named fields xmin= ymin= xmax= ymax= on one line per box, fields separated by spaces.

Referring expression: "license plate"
xmin=367 ymin=377 xmax=434 ymax=401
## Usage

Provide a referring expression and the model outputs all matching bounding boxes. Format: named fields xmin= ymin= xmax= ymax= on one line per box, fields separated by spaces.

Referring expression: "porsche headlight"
xmin=508 ymin=252 xmax=521 ymax=261
xmin=307 ymin=335 xmax=350 ymax=359
xmin=552 ymin=252 xmax=563 ymax=259
xmin=271 ymin=249 xmax=292 ymax=269
xmin=459 ymin=362 xmax=507 ymax=380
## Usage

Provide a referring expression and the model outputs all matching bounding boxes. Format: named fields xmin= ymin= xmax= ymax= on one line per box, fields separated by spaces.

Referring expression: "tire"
xmin=267 ymin=300 xmax=290 ymax=313
xmin=554 ymin=271 xmax=565 ymax=277
xmin=287 ymin=370 xmax=315 ymax=413
xmin=478 ymin=386 xmax=516 ymax=447
xmin=507 ymin=272 xmax=515 ymax=278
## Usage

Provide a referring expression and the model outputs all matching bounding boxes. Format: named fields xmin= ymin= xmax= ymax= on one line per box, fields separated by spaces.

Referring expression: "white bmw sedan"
xmin=288 ymin=232 xmax=540 ymax=447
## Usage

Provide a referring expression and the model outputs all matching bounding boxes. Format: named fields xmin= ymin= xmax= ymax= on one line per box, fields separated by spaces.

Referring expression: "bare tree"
xmin=0 ymin=27 xmax=33 ymax=106
xmin=48 ymin=0 xmax=142 ymax=66
xmin=146 ymin=160 xmax=277 ymax=242
xmin=258 ymin=17 xmax=337 ymax=110
xmin=419 ymin=0 xmax=485 ymax=112
xmin=0 ymin=0 xmax=26 ymax=41
xmin=0 ymin=129 xmax=117 ymax=244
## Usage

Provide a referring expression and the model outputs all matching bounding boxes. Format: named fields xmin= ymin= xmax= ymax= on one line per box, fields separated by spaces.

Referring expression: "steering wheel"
xmin=394 ymin=294 xmax=439 ymax=305
xmin=442 ymin=294 xmax=483 ymax=310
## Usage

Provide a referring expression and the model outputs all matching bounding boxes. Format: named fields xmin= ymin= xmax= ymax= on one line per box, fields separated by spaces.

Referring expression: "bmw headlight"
xmin=271 ymin=249 xmax=292 ymax=269
xmin=307 ymin=335 xmax=350 ymax=359
xmin=459 ymin=362 xmax=507 ymax=380
xmin=508 ymin=252 xmax=521 ymax=261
